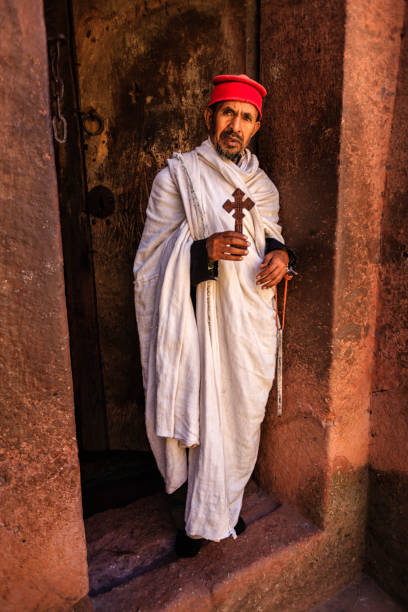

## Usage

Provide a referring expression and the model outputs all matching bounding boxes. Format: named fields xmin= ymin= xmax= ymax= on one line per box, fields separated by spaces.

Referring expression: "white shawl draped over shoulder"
xmin=133 ymin=138 xmax=283 ymax=540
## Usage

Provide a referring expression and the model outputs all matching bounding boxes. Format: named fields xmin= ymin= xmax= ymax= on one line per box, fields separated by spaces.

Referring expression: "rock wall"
xmin=0 ymin=1 xmax=89 ymax=609
xmin=257 ymin=0 xmax=346 ymax=527
xmin=366 ymin=1 xmax=408 ymax=606
xmin=258 ymin=0 xmax=406 ymax=601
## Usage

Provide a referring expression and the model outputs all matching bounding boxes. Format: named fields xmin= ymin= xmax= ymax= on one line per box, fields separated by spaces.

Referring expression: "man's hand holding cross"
xmin=206 ymin=232 xmax=288 ymax=288
xmin=205 ymin=187 xmax=289 ymax=287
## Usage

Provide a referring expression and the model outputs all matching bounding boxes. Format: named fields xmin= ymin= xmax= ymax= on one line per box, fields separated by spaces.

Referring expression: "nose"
xmin=230 ymin=114 xmax=242 ymax=134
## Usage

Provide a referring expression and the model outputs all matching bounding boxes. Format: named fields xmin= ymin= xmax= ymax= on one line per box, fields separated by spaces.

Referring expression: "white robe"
xmin=133 ymin=138 xmax=284 ymax=541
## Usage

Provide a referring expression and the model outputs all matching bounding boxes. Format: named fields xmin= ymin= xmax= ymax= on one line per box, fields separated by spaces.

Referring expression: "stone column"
xmin=366 ymin=2 xmax=408 ymax=605
xmin=258 ymin=0 xmax=347 ymax=527
xmin=257 ymin=0 xmax=405 ymax=578
xmin=0 ymin=1 xmax=89 ymax=610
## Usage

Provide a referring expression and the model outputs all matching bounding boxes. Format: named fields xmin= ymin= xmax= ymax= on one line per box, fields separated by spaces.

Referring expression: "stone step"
xmin=85 ymin=480 xmax=281 ymax=598
xmin=86 ymin=480 xmax=360 ymax=611
xmin=86 ymin=491 xmax=176 ymax=597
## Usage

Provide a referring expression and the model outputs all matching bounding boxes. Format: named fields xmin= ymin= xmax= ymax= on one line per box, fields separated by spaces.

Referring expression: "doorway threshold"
xmin=86 ymin=480 xmax=326 ymax=611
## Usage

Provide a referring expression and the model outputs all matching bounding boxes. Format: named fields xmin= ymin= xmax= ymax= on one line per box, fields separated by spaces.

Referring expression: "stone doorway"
xmin=43 ymin=0 xmax=262 ymax=519
xmin=41 ymin=0 xmax=364 ymax=598
xmin=42 ymin=2 xmax=295 ymax=602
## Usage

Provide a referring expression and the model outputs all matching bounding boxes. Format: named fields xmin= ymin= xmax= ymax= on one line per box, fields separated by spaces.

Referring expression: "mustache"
xmin=220 ymin=128 xmax=243 ymax=143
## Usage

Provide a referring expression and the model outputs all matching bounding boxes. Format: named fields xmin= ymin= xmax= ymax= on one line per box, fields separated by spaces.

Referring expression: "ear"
xmin=204 ymin=107 xmax=213 ymax=132
xmin=251 ymin=120 xmax=261 ymax=138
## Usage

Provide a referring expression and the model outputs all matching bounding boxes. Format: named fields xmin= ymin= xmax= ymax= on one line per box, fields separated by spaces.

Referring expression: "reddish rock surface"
xmin=89 ymin=480 xmax=365 ymax=611
xmin=86 ymin=480 xmax=280 ymax=598
xmin=258 ymin=0 xmax=407 ymax=607
xmin=73 ymin=596 xmax=95 ymax=612
xmin=258 ymin=0 xmax=346 ymax=527
xmin=1 ymin=1 xmax=407 ymax=611
xmin=86 ymin=493 xmax=176 ymax=597
xmin=309 ymin=574 xmax=404 ymax=612
xmin=0 ymin=1 xmax=88 ymax=610
xmin=87 ymin=483 xmax=403 ymax=611
xmin=338 ymin=0 xmax=408 ymax=606
xmin=91 ymin=504 xmax=320 ymax=611
xmin=365 ymin=2 xmax=408 ymax=607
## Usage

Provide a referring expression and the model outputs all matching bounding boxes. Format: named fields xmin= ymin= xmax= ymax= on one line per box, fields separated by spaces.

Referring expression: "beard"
xmin=215 ymin=142 xmax=241 ymax=161
xmin=214 ymin=128 xmax=243 ymax=162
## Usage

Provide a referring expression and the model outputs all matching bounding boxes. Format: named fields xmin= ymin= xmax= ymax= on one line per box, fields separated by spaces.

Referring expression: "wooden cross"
xmin=223 ymin=188 xmax=254 ymax=233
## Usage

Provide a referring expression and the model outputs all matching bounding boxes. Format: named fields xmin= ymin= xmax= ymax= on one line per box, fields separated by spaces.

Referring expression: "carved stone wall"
xmin=366 ymin=2 xmax=408 ymax=606
xmin=0 ymin=1 xmax=88 ymax=609
xmin=258 ymin=0 xmax=407 ymax=605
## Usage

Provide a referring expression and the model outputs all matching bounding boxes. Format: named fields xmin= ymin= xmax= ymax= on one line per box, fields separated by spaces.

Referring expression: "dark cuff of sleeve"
xmin=265 ymin=237 xmax=296 ymax=267
xmin=190 ymin=239 xmax=219 ymax=287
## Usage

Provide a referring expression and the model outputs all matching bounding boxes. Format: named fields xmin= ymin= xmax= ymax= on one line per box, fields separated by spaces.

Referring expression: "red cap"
xmin=209 ymin=74 xmax=267 ymax=119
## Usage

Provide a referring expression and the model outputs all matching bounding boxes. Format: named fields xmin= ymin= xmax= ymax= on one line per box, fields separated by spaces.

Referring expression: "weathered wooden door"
xmin=49 ymin=0 xmax=259 ymax=451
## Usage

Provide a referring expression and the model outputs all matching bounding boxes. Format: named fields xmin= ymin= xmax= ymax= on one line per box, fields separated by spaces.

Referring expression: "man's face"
xmin=204 ymin=100 xmax=261 ymax=161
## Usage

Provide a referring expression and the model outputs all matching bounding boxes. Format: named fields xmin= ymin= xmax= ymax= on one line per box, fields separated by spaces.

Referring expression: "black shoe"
xmin=175 ymin=529 xmax=203 ymax=558
xmin=235 ymin=516 xmax=246 ymax=535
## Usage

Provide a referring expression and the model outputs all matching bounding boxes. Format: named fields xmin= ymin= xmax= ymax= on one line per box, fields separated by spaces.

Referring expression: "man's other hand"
xmin=206 ymin=231 xmax=250 ymax=262
xmin=256 ymin=249 xmax=289 ymax=288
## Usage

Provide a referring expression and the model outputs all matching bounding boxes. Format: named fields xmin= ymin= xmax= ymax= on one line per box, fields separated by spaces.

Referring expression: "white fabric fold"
xmin=134 ymin=138 xmax=283 ymax=540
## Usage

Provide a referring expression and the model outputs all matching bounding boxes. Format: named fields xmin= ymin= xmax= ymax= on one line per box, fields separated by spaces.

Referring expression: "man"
xmin=133 ymin=74 xmax=294 ymax=556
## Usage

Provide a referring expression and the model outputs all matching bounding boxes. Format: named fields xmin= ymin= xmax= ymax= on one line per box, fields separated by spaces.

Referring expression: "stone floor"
xmin=309 ymin=574 xmax=405 ymax=612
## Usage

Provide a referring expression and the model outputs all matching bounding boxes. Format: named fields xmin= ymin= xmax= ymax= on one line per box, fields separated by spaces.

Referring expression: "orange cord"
xmin=274 ymin=274 xmax=291 ymax=332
